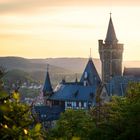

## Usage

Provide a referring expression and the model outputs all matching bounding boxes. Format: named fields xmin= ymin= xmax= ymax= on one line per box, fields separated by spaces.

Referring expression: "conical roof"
xmin=42 ymin=71 xmax=53 ymax=96
xmin=80 ymin=58 xmax=101 ymax=86
xmin=105 ymin=16 xmax=118 ymax=44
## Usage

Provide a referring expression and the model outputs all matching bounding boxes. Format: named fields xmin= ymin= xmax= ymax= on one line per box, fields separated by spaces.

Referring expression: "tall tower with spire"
xmin=98 ymin=14 xmax=123 ymax=83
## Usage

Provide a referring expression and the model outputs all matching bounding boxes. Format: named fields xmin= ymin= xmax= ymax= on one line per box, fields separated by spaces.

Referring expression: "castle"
xmin=34 ymin=15 xmax=140 ymax=126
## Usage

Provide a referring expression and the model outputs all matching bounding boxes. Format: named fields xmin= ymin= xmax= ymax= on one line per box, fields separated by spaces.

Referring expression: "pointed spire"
xmin=42 ymin=64 xmax=53 ymax=96
xmin=105 ymin=13 xmax=118 ymax=44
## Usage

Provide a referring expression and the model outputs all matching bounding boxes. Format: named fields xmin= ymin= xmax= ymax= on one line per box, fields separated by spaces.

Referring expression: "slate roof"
xmin=105 ymin=16 xmax=118 ymax=44
xmin=34 ymin=105 xmax=64 ymax=121
xmin=80 ymin=58 xmax=101 ymax=86
xmin=49 ymin=83 xmax=96 ymax=102
xmin=48 ymin=58 xmax=101 ymax=102
xmin=107 ymin=76 xmax=140 ymax=96
xmin=42 ymin=71 xmax=53 ymax=96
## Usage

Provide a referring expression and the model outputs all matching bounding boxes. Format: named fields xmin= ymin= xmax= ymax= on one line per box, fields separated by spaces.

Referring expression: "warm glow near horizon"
xmin=0 ymin=0 xmax=140 ymax=61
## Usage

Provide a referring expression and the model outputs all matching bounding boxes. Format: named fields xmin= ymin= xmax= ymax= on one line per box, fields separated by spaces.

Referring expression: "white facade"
xmin=65 ymin=101 xmax=88 ymax=110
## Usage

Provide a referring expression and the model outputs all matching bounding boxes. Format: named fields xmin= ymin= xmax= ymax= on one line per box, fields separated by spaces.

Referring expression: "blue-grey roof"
xmin=107 ymin=76 xmax=140 ymax=96
xmin=42 ymin=71 xmax=53 ymax=96
xmin=80 ymin=58 xmax=101 ymax=86
xmin=34 ymin=105 xmax=64 ymax=121
xmin=105 ymin=16 xmax=118 ymax=44
xmin=49 ymin=83 xmax=97 ymax=102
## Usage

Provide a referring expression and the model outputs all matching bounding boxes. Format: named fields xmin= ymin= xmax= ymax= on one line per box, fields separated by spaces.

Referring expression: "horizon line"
xmin=0 ymin=55 xmax=139 ymax=61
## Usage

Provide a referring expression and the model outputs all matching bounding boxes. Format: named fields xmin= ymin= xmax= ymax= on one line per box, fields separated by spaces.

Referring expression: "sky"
xmin=0 ymin=0 xmax=140 ymax=60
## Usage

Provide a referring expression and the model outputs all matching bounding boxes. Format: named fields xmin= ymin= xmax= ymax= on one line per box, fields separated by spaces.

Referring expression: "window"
xmin=81 ymin=102 xmax=84 ymax=107
xmin=76 ymin=101 xmax=79 ymax=107
xmin=79 ymin=102 xmax=81 ymax=107
xmin=67 ymin=101 xmax=72 ymax=107
xmin=84 ymin=72 xmax=88 ymax=79
xmin=84 ymin=102 xmax=87 ymax=108
xmin=73 ymin=102 xmax=76 ymax=108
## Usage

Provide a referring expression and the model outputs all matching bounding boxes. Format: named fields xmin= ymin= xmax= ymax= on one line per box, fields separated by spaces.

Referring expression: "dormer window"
xmin=73 ymin=90 xmax=78 ymax=97
xmin=84 ymin=72 xmax=88 ymax=79
xmin=84 ymin=81 xmax=87 ymax=86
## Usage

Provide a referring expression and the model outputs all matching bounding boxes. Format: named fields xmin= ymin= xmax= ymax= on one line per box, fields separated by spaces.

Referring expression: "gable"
xmin=80 ymin=58 xmax=101 ymax=86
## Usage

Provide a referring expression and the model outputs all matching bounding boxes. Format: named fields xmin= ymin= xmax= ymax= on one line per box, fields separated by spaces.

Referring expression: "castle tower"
xmin=98 ymin=14 xmax=123 ymax=83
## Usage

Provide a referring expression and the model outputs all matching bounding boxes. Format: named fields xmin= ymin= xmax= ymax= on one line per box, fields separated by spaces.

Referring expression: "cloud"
xmin=0 ymin=0 xmax=38 ymax=14
xmin=0 ymin=0 xmax=140 ymax=15
xmin=0 ymin=33 xmax=32 ymax=40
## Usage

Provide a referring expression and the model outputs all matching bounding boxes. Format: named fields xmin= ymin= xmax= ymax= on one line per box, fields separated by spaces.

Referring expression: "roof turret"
xmin=42 ymin=65 xmax=53 ymax=96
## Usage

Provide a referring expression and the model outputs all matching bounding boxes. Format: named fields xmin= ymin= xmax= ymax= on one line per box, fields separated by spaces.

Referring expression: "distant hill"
xmin=30 ymin=57 xmax=101 ymax=74
xmin=4 ymin=69 xmax=34 ymax=83
xmin=0 ymin=57 xmax=75 ymax=85
xmin=0 ymin=56 xmax=139 ymax=85
xmin=0 ymin=57 xmax=71 ymax=74
xmin=30 ymin=58 xmax=140 ymax=74
xmin=1 ymin=57 xmax=139 ymax=73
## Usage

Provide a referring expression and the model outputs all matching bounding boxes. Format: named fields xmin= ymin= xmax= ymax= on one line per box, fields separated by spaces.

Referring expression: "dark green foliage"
xmin=48 ymin=109 xmax=95 ymax=140
xmin=0 ymin=68 xmax=44 ymax=140
xmin=90 ymin=82 xmax=140 ymax=140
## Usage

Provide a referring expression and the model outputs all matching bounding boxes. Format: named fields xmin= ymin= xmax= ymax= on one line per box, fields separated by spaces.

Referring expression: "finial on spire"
xmin=109 ymin=12 xmax=112 ymax=18
xmin=61 ymin=76 xmax=66 ymax=84
xmin=89 ymin=48 xmax=92 ymax=59
xmin=75 ymin=73 xmax=78 ymax=83
xmin=47 ymin=64 xmax=49 ymax=72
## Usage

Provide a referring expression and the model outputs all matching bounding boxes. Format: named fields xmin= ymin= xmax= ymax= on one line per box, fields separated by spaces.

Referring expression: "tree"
xmin=0 ymin=67 xmax=44 ymax=140
xmin=48 ymin=109 xmax=95 ymax=140
xmin=90 ymin=82 xmax=140 ymax=140
xmin=118 ymin=82 xmax=140 ymax=140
